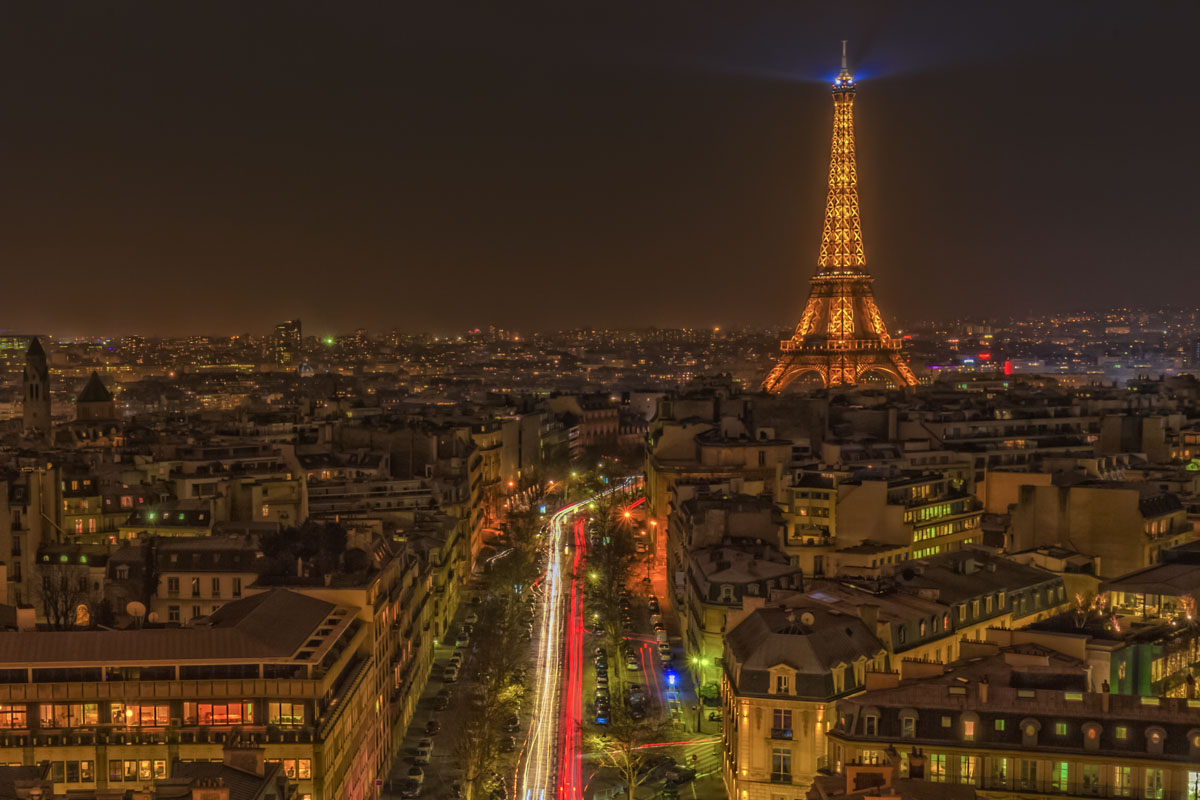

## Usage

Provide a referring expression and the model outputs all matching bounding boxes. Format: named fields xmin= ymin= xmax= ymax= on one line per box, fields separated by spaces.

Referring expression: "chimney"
xmin=979 ymin=676 xmax=989 ymax=704
xmin=908 ymin=748 xmax=926 ymax=780
xmin=191 ymin=777 xmax=231 ymax=800
xmin=223 ymin=743 xmax=266 ymax=777
xmin=858 ymin=603 xmax=879 ymax=631
xmin=16 ymin=605 xmax=36 ymax=632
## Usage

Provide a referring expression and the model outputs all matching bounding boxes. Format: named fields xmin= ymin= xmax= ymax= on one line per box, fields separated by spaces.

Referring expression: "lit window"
xmin=1055 ymin=722 xmax=1068 ymax=736
xmin=995 ymin=719 xmax=1006 ymax=732
xmin=964 ymin=719 xmax=975 ymax=740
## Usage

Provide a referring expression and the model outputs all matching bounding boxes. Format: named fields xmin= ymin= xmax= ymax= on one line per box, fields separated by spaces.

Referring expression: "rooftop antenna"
xmin=841 ymin=40 xmax=848 ymax=72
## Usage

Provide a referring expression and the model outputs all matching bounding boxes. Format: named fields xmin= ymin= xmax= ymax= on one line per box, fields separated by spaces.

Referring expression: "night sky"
xmin=1 ymin=1 xmax=1197 ymax=337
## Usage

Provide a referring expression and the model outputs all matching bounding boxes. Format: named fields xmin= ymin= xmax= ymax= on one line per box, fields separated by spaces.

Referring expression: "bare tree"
xmin=586 ymin=706 xmax=670 ymax=800
xmin=37 ymin=563 xmax=92 ymax=630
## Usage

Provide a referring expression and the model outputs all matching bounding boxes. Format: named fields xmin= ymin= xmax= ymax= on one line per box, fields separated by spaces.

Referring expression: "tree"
xmin=586 ymin=706 xmax=670 ymax=800
xmin=37 ymin=564 xmax=92 ymax=630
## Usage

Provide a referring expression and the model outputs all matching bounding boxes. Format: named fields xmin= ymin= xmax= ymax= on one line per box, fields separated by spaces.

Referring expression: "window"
xmin=1145 ymin=769 xmax=1164 ymax=800
xmin=995 ymin=719 xmax=1005 ymax=732
xmin=192 ymin=605 xmax=201 ymax=618
xmin=1052 ymin=761 xmax=1068 ymax=791
xmin=298 ymin=759 xmax=311 ymax=780
xmin=770 ymin=748 xmax=791 ymax=783
xmin=233 ymin=577 xmax=242 ymax=597
xmin=191 ymin=577 xmax=200 ymax=597
xmin=1055 ymin=722 xmax=1068 ymax=736
xmin=959 ymin=756 xmax=977 ymax=784
xmin=0 ymin=705 xmax=27 ymax=729
xmin=1113 ymin=766 xmax=1132 ymax=797
xmin=109 ymin=760 xmax=122 ymax=782
xmin=138 ymin=761 xmax=152 ymax=782
xmin=124 ymin=761 xmax=138 ymax=781
xmin=268 ymin=702 xmax=304 ymax=726
xmin=901 ymin=716 xmax=915 ymax=738
xmin=184 ymin=702 xmax=253 ymax=726
xmin=88 ymin=518 xmax=97 ymax=534
xmin=963 ymin=719 xmax=975 ymax=739
xmin=990 ymin=757 xmax=1008 ymax=785
xmin=211 ymin=577 xmax=221 ymax=597
xmin=1018 ymin=760 xmax=1038 ymax=791
xmin=112 ymin=703 xmax=170 ymax=727
xmin=1082 ymin=765 xmax=1100 ymax=796
xmin=75 ymin=519 xmax=84 ymax=534
xmin=864 ymin=715 xmax=877 ymax=736
xmin=169 ymin=606 xmax=180 ymax=623
xmin=941 ymin=715 xmax=952 ymax=728
xmin=154 ymin=761 xmax=167 ymax=779
xmin=1116 ymin=725 xmax=1128 ymax=739
xmin=167 ymin=577 xmax=180 ymax=596
xmin=39 ymin=703 xmax=99 ymax=728
xmin=929 ymin=754 xmax=946 ymax=783
xmin=774 ymin=674 xmax=789 ymax=694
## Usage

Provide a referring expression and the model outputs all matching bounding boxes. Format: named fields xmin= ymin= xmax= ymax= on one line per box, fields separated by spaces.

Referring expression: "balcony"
xmin=974 ymin=777 xmax=1180 ymax=800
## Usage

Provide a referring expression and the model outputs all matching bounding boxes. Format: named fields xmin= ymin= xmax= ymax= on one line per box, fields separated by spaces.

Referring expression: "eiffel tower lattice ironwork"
xmin=763 ymin=43 xmax=918 ymax=392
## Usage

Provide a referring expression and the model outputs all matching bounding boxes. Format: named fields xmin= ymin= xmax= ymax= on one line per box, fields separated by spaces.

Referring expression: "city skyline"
xmin=1 ymin=2 xmax=1198 ymax=336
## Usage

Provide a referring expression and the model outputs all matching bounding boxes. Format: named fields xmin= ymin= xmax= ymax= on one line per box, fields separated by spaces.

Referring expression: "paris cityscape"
xmin=1 ymin=6 xmax=1199 ymax=800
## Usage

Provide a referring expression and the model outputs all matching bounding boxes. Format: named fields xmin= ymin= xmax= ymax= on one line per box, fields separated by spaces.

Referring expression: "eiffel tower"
xmin=763 ymin=43 xmax=918 ymax=392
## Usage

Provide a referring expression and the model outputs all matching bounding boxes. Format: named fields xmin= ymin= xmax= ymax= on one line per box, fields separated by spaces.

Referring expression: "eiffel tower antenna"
xmin=762 ymin=45 xmax=918 ymax=392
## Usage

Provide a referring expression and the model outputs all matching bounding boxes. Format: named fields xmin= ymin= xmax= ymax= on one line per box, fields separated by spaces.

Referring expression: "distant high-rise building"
xmin=763 ymin=43 xmax=917 ymax=392
xmin=22 ymin=337 xmax=51 ymax=436
xmin=274 ymin=319 xmax=302 ymax=365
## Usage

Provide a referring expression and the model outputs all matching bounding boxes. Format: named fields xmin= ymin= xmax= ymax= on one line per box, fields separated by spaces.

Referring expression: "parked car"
xmin=595 ymin=687 xmax=610 ymax=701
xmin=399 ymin=778 xmax=421 ymax=798
xmin=465 ymin=612 xmax=479 ymax=625
xmin=664 ymin=766 xmax=696 ymax=784
xmin=504 ymin=714 xmax=520 ymax=732
xmin=596 ymin=673 xmax=609 ymax=687
xmin=648 ymin=596 xmax=659 ymax=614
xmin=625 ymin=654 xmax=639 ymax=671
xmin=425 ymin=719 xmax=441 ymax=735
xmin=415 ymin=738 xmax=434 ymax=764
xmin=443 ymin=667 xmax=459 ymax=683
xmin=407 ymin=766 xmax=425 ymax=784
xmin=500 ymin=735 xmax=516 ymax=753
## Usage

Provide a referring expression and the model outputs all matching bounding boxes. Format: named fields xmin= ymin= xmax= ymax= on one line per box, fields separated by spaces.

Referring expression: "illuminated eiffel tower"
xmin=763 ymin=43 xmax=918 ymax=392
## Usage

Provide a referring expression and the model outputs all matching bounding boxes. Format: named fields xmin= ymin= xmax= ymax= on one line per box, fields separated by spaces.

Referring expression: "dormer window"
xmin=775 ymin=674 xmax=789 ymax=694
xmin=1145 ymin=726 xmax=1166 ymax=756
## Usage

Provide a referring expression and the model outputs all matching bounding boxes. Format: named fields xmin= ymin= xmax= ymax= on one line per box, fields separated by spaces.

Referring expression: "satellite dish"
xmin=799 ymin=612 xmax=816 ymax=626
xmin=126 ymin=601 xmax=146 ymax=619
xmin=147 ymin=612 xmax=160 ymax=623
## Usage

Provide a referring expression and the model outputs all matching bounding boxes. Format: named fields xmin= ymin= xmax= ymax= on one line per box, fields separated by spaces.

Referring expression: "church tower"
xmin=763 ymin=43 xmax=918 ymax=392
xmin=23 ymin=337 xmax=51 ymax=436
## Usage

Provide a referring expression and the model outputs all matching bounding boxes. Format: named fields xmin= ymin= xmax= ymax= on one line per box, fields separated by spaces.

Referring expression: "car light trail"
xmin=520 ymin=478 xmax=636 ymax=800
